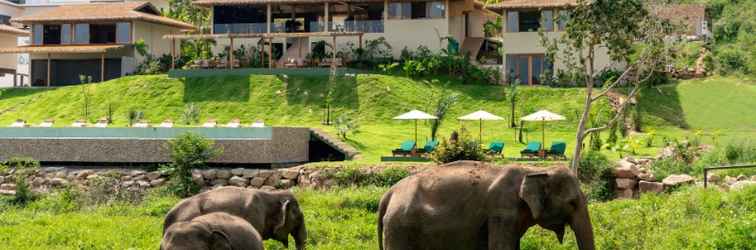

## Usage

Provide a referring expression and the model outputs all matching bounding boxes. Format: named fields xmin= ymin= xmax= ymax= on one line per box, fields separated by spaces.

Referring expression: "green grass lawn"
xmin=0 ymin=73 xmax=754 ymax=162
xmin=1 ymin=185 xmax=754 ymax=249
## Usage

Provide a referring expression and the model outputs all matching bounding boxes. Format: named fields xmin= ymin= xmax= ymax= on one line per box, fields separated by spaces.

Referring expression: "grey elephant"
xmin=164 ymin=187 xmax=307 ymax=250
xmin=377 ymin=161 xmax=594 ymax=250
xmin=161 ymin=212 xmax=264 ymax=250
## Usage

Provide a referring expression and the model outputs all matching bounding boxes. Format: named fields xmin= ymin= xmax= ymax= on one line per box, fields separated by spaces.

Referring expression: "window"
xmin=542 ymin=10 xmax=553 ymax=32
xmin=427 ymin=1 xmax=445 ymax=18
xmin=506 ymin=54 xmax=552 ymax=85
xmin=558 ymin=10 xmax=570 ymax=31
xmin=90 ymin=24 xmax=117 ymax=44
xmin=74 ymin=23 xmax=89 ymax=44
xmin=411 ymin=2 xmax=426 ymax=18
xmin=32 ymin=24 xmax=43 ymax=45
xmin=388 ymin=2 xmax=411 ymax=19
xmin=116 ymin=22 xmax=131 ymax=43
xmin=506 ymin=11 xmax=518 ymax=32
xmin=518 ymin=11 xmax=540 ymax=32
xmin=61 ymin=24 xmax=71 ymax=44
xmin=0 ymin=15 xmax=10 ymax=25
xmin=43 ymin=25 xmax=62 ymax=44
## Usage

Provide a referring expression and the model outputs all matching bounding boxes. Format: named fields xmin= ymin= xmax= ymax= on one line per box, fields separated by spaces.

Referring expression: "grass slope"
xmin=1 ymin=186 xmax=754 ymax=249
xmin=0 ymin=74 xmax=606 ymax=162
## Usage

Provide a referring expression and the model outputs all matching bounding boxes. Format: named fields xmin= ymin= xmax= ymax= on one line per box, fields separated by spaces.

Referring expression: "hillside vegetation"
xmin=0 ymin=74 xmax=754 ymax=161
xmin=0 ymin=185 xmax=754 ymax=249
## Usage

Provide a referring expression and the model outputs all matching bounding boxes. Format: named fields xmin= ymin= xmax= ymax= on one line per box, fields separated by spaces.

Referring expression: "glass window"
xmin=518 ymin=10 xmax=540 ymax=32
xmin=542 ymin=10 xmax=553 ymax=32
xmin=32 ymin=24 xmax=43 ymax=45
xmin=116 ymin=22 xmax=131 ymax=43
xmin=558 ymin=10 xmax=570 ymax=31
xmin=43 ymin=25 xmax=62 ymax=44
xmin=61 ymin=24 xmax=71 ymax=44
xmin=74 ymin=23 xmax=89 ymax=44
xmin=388 ymin=2 xmax=411 ymax=19
xmin=506 ymin=11 xmax=518 ymax=32
xmin=0 ymin=15 xmax=10 ymax=25
xmin=427 ymin=1 xmax=445 ymax=18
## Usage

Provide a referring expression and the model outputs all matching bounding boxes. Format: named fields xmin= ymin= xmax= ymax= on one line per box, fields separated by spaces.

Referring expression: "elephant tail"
xmin=377 ymin=190 xmax=392 ymax=250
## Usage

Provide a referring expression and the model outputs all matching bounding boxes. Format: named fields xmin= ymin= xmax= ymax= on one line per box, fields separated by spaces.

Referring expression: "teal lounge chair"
xmin=418 ymin=140 xmax=439 ymax=155
xmin=487 ymin=140 xmax=505 ymax=156
xmin=392 ymin=140 xmax=416 ymax=157
xmin=547 ymin=141 xmax=567 ymax=159
xmin=520 ymin=141 xmax=542 ymax=158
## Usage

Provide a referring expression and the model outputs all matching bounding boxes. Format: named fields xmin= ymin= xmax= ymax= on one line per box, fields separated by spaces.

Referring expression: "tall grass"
xmin=1 ymin=185 xmax=755 ymax=249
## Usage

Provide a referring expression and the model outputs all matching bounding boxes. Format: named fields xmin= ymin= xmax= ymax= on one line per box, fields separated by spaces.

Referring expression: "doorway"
xmin=505 ymin=54 xmax=551 ymax=85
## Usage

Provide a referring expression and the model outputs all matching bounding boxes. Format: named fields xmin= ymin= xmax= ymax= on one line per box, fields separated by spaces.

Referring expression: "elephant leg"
xmin=488 ymin=216 xmax=518 ymax=250
xmin=384 ymin=224 xmax=419 ymax=250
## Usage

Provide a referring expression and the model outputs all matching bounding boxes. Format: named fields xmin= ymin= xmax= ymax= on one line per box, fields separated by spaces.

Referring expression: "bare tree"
xmin=540 ymin=0 xmax=676 ymax=173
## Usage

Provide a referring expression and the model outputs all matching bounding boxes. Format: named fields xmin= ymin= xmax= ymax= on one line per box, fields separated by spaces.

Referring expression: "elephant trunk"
xmin=569 ymin=204 xmax=595 ymax=250
xmin=293 ymin=220 xmax=307 ymax=250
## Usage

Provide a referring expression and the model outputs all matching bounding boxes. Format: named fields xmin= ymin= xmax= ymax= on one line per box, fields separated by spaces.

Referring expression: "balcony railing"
xmin=213 ymin=20 xmax=384 ymax=34
xmin=213 ymin=23 xmax=267 ymax=34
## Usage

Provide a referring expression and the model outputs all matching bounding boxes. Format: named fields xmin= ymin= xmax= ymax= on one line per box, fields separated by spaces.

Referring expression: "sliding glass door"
xmin=506 ymin=54 xmax=552 ymax=85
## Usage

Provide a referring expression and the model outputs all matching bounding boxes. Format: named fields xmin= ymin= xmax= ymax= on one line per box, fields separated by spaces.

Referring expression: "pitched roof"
xmin=0 ymin=44 xmax=129 ymax=54
xmin=0 ymin=24 xmax=29 ymax=36
xmin=486 ymin=0 xmax=577 ymax=10
xmin=194 ymin=0 xmax=397 ymax=7
xmin=652 ymin=4 xmax=706 ymax=35
xmin=11 ymin=2 xmax=196 ymax=30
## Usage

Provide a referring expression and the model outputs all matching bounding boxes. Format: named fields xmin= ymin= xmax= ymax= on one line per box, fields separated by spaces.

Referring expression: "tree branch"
xmin=582 ymin=67 xmax=652 ymax=136
xmin=591 ymin=65 xmax=635 ymax=101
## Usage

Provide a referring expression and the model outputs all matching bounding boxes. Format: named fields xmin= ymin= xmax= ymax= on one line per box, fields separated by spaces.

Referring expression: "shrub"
xmin=335 ymin=113 xmax=359 ymax=140
xmin=332 ymin=167 xmax=410 ymax=187
xmin=182 ymin=103 xmax=201 ymax=125
xmin=578 ymin=151 xmax=612 ymax=183
xmin=3 ymin=157 xmax=41 ymax=206
xmin=431 ymin=129 xmax=485 ymax=163
xmin=161 ymin=132 xmax=222 ymax=197
xmin=650 ymin=158 xmax=692 ymax=181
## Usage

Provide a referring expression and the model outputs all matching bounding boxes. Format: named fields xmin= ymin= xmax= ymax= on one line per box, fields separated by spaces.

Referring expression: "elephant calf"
xmin=164 ymin=187 xmax=307 ymax=250
xmin=161 ymin=212 xmax=263 ymax=250
xmin=378 ymin=161 xmax=595 ymax=250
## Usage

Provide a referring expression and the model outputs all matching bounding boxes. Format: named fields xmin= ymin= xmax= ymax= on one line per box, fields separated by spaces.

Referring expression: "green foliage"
xmin=710 ymin=0 xmax=756 ymax=75
xmin=428 ymin=93 xmax=458 ymax=140
xmin=161 ymin=132 xmax=221 ymax=197
xmin=331 ymin=167 xmax=410 ymax=187
xmin=578 ymin=150 xmax=612 ymax=183
xmin=335 ymin=113 xmax=359 ymax=140
xmin=3 ymin=157 xmax=40 ymax=206
xmin=431 ymin=129 xmax=485 ymax=163
xmin=127 ymin=108 xmax=144 ymax=127
xmin=483 ymin=17 xmax=502 ymax=37
xmin=384 ymin=45 xmax=500 ymax=84
xmin=182 ymin=103 xmax=201 ymax=125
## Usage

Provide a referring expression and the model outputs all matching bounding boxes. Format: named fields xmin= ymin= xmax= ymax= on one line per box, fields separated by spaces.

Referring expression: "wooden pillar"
xmin=359 ymin=34 xmax=363 ymax=49
xmin=268 ymin=37 xmax=273 ymax=69
xmin=229 ymin=37 xmax=234 ymax=69
xmin=527 ymin=56 xmax=533 ymax=86
xmin=46 ymin=53 xmax=51 ymax=87
xmin=100 ymin=53 xmax=105 ymax=82
xmin=267 ymin=4 xmax=272 ymax=33
xmin=324 ymin=2 xmax=329 ymax=32
xmin=171 ymin=37 xmax=176 ymax=70
xmin=13 ymin=73 xmax=17 ymax=87
xmin=383 ymin=0 xmax=388 ymax=21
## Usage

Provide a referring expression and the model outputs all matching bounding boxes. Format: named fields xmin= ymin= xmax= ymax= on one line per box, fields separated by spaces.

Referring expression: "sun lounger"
xmin=520 ymin=141 xmax=542 ymax=158
xmin=547 ymin=141 xmax=567 ymax=160
xmin=70 ymin=120 xmax=87 ymax=128
xmin=392 ymin=140 xmax=416 ymax=157
xmin=249 ymin=120 xmax=265 ymax=128
xmin=133 ymin=120 xmax=150 ymax=128
xmin=9 ymin=119 xmax=27 ymax=128
xmin=37 ymin=119 xmax=54 ymax=128
xmin=202 ymin=119 xmax=217 ymax=128
xmin=158 ymin=120 xmax=174 ymax=128
xmin=225 ymin=118 xmax=241 ymax=128
xmin=487 ymin=140 xmax=505 ymax=156
xmin=417 ymin=140 xmax=439 ymax=155
xmin=94 ymin=118 xmax=109 ymax=128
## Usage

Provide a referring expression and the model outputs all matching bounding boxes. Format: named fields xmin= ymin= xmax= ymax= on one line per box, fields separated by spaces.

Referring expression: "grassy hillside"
xmin=1 ymin=73 xmax=754 ymax=161
xmin=0 ymin=73 xmax=605 ymax=161
xmin=1 ymin=185 xmax=754 ymax=249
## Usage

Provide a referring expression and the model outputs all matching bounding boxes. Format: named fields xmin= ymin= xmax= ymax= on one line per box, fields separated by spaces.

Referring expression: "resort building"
xmin=1 ymin=2 xmax=194 ymax=86
xmin=486 ymin=0 xmax=618 ymax=85
xmin=170 ymin=0 xmax=497 ymax=67
xmin=652 ymin=4 xmax=710 ymax=40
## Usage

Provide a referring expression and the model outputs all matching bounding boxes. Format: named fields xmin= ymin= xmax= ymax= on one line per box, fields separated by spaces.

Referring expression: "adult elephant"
xmin=378 ymin=161 xmax=594 ymax=250
xmin=164 ymin=187 xmax=307 ymax=250
xmin=161 ymin=212 xmax=263 ymax=250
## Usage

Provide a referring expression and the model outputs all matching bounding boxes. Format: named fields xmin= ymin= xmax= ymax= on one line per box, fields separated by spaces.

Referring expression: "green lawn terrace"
xmin=0 ymin=72 xmax=754 ymax=163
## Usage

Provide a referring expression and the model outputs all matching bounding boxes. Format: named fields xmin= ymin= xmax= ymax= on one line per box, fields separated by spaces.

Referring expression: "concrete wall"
xmin=0 ymin=127 xmax=310 ymax=164
xmin=133 ymin=20 xmax=176 ymax=60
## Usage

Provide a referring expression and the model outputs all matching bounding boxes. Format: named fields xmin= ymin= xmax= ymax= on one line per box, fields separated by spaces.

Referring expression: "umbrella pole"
xmin=479 ymin=119 xmax=483 ymax=144
xmin=542 ymin=119 xmax=546 ymax=158
xmin=414 ymin=120 xmax=418 ymax=144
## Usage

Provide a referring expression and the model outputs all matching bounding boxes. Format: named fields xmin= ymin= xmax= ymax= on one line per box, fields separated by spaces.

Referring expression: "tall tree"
xmin=540 ymin=0 xmax=674 ymax=174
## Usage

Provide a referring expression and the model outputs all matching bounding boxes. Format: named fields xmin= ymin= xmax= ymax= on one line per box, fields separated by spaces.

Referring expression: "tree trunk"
xmin=570 ymin=46 xmax=597 ymax=174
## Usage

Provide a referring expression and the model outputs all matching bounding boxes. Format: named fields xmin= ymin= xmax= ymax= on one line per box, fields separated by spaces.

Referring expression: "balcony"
xmin=213 ymin=20 xmax=384 ymax=34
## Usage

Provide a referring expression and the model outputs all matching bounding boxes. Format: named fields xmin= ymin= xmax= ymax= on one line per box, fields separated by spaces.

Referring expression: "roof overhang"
xmin=0 ymin=44 xmax=130 ymax=54
xmin=0 ymin=25 xmax=30 ymax=36
xmin=164 ymin=31 xmax=364 ymax=40
xmin=485 ymin=0 xmax=579 ymax=11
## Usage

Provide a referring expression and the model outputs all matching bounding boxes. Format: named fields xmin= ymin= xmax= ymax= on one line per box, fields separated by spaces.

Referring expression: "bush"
xmin=579 ymin=151 xmax=614 ymax=202
xmin=161 ymin=132 xmax=222 ymax=197
xmin=650 ymin=158 xmax=692 ymax=181
xmin=332 ymin=167 xmax=410 ymax=187
xmin=431 ymin=129 xmax=485 ymax=163
xmin=3 ymin=157 xmax=40 ymax=206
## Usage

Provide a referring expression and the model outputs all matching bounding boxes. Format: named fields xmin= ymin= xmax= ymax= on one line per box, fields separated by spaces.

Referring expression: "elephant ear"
xmin=209 ymin=230 xmax=232 ymax=250
xmin=520 ymin=172 xmax=548 ymax=220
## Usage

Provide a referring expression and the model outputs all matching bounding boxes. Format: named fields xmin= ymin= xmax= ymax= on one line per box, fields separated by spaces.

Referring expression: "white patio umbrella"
xmin=458 ymin=110 xmax=504 ymax=143
xmin=393 ymin=110 xmax=438 ymax=143
xmin=520 ymin=110 xmax=566 ymax=148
